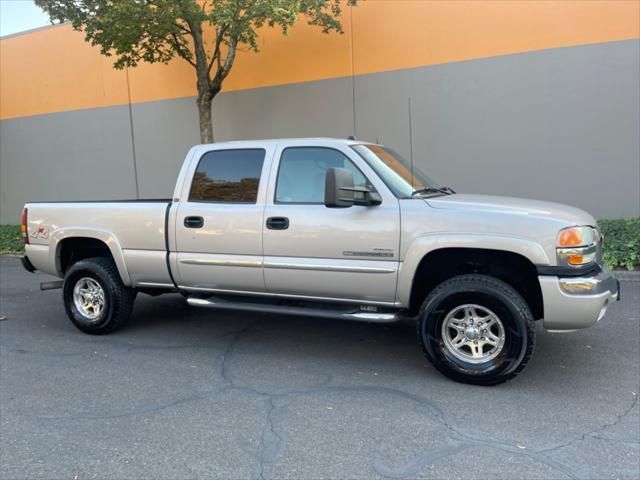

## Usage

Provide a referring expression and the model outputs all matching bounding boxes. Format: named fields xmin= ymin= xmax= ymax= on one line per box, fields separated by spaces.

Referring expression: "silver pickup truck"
xmin=20 ymin=137 xmax=619 ymax=385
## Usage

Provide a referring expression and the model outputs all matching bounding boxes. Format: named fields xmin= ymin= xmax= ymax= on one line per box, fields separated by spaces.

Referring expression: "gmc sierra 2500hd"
xmin=20 ymin=138 xmax=619 ymax=385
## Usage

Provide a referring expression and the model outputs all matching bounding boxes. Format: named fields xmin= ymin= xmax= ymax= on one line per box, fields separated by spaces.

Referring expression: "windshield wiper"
xmin=411 ymin=186 xmax=455 ymax=197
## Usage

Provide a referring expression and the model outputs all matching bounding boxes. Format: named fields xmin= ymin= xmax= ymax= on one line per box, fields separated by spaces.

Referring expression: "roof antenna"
xmin=375 ymin=136 xmax=379 ymax=144
xmin=408 ymin=97 xmax=415 ymax=189
xmin=347 ymin=135 xmax=356 ymax=140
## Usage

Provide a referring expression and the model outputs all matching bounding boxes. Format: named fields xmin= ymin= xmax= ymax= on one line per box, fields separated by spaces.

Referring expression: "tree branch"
xmin=207 ymin=25 xmax=227 ymax=74
xmin=172 ymin=21 xmax=191 ymax=35
xmin=211 ymin=35 xmax=237 ymax=91
xmin=221 ymin=37 xmax=237 ymax=79
xmin=168 ymin=32 xmax=196 ymax=67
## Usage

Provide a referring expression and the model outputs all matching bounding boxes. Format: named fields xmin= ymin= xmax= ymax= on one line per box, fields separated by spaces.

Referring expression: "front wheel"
xmin=417 ymin=274 xmax=535 ymax=385
xmin=63 ymin=257 xmax=136 ymax=334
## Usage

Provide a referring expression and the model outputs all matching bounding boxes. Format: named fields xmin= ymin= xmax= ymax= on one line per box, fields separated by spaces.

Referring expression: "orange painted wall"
xmin=352 ymin=0 xmax=640 ymax=75
xmin=0 ymin=23 xmax=130 ymax=120
xmin=1 ymin=0 xmax=638 ymax=120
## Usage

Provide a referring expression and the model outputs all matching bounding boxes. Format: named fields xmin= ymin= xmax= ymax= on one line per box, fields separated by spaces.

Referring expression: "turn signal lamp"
xmin=557 ymin=226 xmax=597 ymax=248
xmin=567 ymin=254 xmax=584 ymax=265
xmin=558 ymin=228 xmax=582 ymax=247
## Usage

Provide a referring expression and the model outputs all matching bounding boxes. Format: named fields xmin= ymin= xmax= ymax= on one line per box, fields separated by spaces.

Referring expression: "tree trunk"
xmin=197 ymin=94 xmax=214 ymax=144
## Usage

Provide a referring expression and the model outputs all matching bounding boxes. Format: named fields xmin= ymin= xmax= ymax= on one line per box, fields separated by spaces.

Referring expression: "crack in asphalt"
xmin=257 ymin=396 xmax=283 ymax=480
xmin=36 ymin=389 xmax=222 ymax=420
xmin=25 ymin=317 xmax=640 ymax=480
xmin=538 ymin=392 xmax=639 ymax=454
xmin=1 ymin=342 xmax=209 ymax=358
xmin=373 ymin=432 xmax=585 ymax=480
xmin=587 ymin=432 xmax=640 ymax=447
xmin=390 ymin=391 xmax=640 ymax=479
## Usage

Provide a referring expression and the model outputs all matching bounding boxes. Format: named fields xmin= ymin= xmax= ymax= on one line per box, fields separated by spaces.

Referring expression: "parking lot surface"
xmin=1 ymin=256 xmax=638 ymax=479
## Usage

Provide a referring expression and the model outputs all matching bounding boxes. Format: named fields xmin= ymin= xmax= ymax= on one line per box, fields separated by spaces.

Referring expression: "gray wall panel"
xmin=212 ymin=76 xmax=355 ymax=141
xmin=130 ymin=97 xmax=200 ymax=198
xmin=0 ymin=107 xmax=137 ymax=223
xmin=355 ymin=39 xmax=640 ymax=218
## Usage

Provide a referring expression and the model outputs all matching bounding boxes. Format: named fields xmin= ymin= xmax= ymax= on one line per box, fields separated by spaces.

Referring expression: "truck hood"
xmin=425 ymin=194 xmax=596 ymax=227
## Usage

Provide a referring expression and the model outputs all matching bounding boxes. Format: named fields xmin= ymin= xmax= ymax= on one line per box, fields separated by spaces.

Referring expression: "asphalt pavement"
xmin=1 ymin=256 xmax=638 ymax=480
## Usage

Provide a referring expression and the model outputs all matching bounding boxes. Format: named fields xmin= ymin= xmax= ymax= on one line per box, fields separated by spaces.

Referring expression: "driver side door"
xmin=262 ymin=144 xmax=401 ymax=305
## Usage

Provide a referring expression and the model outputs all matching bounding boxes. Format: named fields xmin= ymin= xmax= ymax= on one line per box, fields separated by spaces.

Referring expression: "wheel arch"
xmin=50 ymin=228 xmax=131 ymax=285
xmin=399 ymin=235 xmax=547 ymax=319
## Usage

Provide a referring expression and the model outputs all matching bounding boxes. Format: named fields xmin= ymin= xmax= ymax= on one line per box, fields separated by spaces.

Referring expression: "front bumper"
xmin=538 ymin=267 xmax=619 ymax=331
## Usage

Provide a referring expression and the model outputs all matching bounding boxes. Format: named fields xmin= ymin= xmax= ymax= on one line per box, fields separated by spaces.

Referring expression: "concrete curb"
xmin=614 ymin=270 xmax=640 ymax=282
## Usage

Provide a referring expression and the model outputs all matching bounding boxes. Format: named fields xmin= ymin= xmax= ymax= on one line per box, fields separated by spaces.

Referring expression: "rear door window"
xmin=189 ymin=149 xmax=265 ymax=203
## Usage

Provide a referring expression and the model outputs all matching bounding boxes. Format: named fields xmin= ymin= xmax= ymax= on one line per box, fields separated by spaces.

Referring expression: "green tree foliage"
xmin=35 ymin=0 xmax=357 ymax=142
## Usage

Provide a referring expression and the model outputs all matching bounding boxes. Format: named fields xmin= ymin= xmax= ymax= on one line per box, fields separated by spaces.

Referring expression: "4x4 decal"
xmin=30 ymin=226 xmax=49 ymax=239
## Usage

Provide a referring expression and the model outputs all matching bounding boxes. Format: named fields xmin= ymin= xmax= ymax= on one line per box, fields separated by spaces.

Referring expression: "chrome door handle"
xmin=184 ymin=216 xmax=204 ymax=228
xmin=266 ymin=217 xmax=289 ymax=230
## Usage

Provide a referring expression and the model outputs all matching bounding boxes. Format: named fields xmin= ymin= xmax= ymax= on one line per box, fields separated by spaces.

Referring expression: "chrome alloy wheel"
xmin=72 ymin=277 xmax=105 ymax=321
xmin=441 ymin=304 xmax=506 ymax=364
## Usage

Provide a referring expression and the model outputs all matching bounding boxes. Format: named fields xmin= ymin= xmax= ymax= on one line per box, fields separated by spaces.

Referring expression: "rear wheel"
xmin=417 ymin=274 xmax=535 ymax=385
xmin=63 ymin=257 xmax=136 ymax=334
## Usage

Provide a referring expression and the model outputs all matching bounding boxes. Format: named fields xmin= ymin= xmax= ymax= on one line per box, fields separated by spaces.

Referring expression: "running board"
xmin=40 ymin=280 xmax=63 ymax=291
xmin=186 ymin=296 xmax=400 ymax=323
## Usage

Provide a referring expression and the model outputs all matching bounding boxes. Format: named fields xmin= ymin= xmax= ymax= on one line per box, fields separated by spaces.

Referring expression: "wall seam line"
xmin=125 ymin=67 xmax=140 ymax=199
xmin=349 ymin=5 xmax=357 ymax=137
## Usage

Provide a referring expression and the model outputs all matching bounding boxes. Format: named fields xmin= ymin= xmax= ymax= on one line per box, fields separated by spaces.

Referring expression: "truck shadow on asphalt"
xmin=120 ymin=291 xmax=627 ymax=392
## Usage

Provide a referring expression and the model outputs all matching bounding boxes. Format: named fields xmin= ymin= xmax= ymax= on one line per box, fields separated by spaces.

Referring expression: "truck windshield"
xmin=351 ymin=144 xmax=445 ymax=198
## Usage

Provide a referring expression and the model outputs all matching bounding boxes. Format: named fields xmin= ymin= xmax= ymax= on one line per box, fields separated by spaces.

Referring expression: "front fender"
xmin=49 ymin=227 xmax=132 ymax=286
xmin=396 ymin=233 xmax=550 ymax=307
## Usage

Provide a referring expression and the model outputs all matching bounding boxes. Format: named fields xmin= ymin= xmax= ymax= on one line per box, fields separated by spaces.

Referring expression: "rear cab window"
xmin=189 ymin=149 xmax=265 ymax=203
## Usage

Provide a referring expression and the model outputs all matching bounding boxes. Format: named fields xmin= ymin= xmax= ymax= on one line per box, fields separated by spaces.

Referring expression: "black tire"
xmin=63 ymin=257 xmax=136 ymax=334
xmin=417 ymin=274 xmax=535 ymax=386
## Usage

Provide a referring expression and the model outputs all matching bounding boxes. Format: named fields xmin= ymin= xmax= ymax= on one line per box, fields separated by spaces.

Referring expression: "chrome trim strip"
xmin=263 ymin=261 xmax=396 ymax=274
xmin=180 ymin=258 xmax=262 ymax=268
xmin=137 ymin=282 xmax=176 ymax=288
xmin=178 ymin=286 xmax=398 ymax=307
xmin=180 ymin=258 xmax=395 ymax=274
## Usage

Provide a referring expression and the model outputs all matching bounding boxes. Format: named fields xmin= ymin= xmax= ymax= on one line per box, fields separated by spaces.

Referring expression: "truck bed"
xmin=24 ymin=200 xmax=172 ymax=287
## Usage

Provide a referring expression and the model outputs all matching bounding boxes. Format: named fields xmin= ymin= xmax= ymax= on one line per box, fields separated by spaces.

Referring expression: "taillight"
xmin=21 ymin=208 xmax=29 ymax=245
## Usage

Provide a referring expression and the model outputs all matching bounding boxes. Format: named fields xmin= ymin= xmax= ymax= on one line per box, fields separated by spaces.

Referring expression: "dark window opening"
xmin=189 ymin=149 xmax=265 ymax=203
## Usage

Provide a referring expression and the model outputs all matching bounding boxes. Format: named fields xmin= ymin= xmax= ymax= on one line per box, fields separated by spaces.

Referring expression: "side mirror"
xmin=325 ymin=167 xmax=354 ymax=208
xmin=324 ymin=167 xmax=382 ymax=208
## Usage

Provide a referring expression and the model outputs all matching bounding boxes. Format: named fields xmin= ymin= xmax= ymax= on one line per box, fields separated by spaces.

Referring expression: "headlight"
xmin=556 ymin=226 xmax=599 ymax=266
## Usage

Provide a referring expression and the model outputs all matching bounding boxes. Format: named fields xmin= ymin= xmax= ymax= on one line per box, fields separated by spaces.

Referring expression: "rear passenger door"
xmin=174 ymin=147 xmax=271 ymax=293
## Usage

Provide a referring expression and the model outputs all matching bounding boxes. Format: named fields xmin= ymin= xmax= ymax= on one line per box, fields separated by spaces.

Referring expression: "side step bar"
xmin=186 ymin=296 xmax=400 ymax=323
xmin=40 ymin=280 xmax=64 ymax=291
